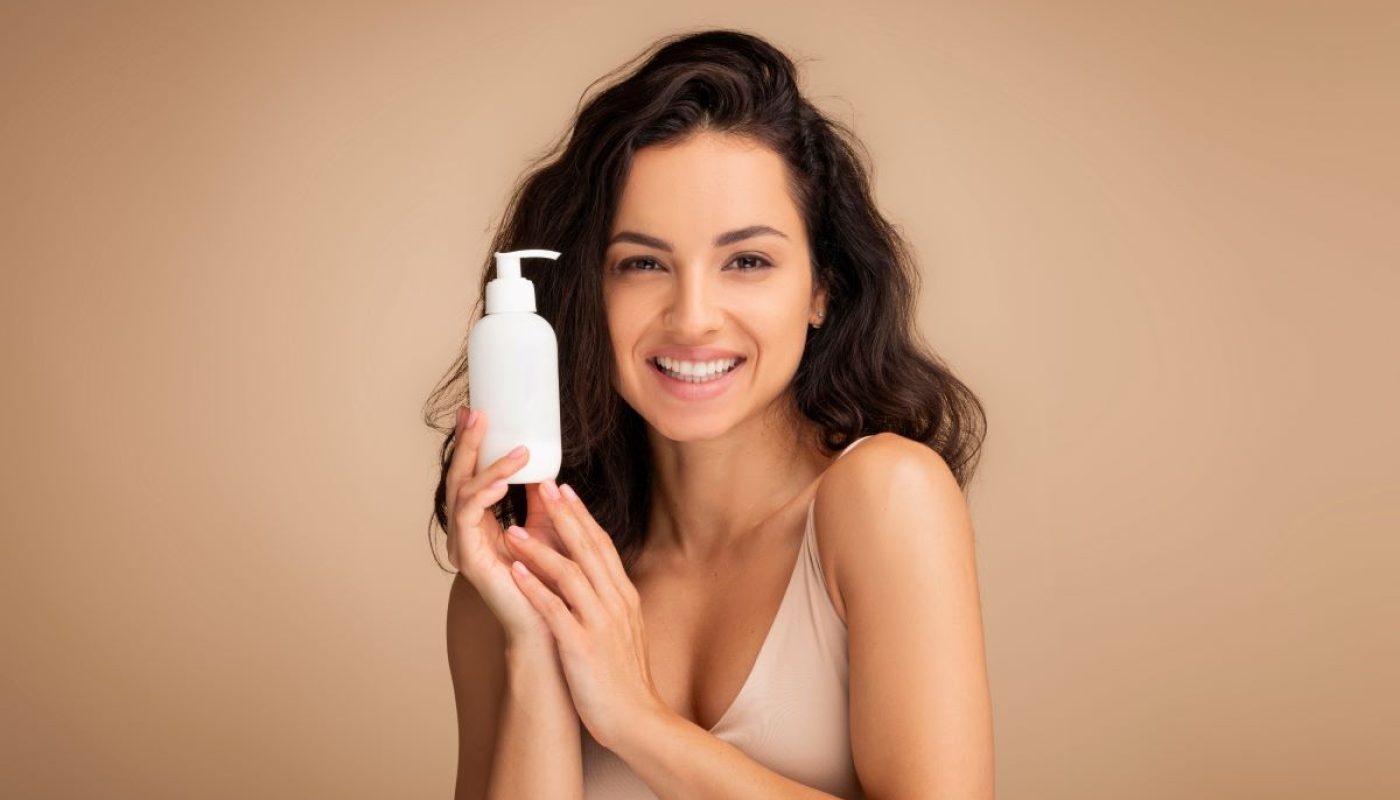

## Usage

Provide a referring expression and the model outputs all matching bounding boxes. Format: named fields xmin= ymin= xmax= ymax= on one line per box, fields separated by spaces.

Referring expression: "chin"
xmin=632 ymin=400 xmax=735 ymax=443
xmin=652 ymin=417 xmax=734 ymax=443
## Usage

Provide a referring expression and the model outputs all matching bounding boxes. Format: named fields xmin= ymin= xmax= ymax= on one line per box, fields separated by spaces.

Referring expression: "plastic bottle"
xmin=466 ymin=249 xmax=562 ymax=483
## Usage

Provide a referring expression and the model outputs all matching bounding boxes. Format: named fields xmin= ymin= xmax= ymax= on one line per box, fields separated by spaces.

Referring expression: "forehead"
xmin=610 ymin=133 xmax=802 ymax=245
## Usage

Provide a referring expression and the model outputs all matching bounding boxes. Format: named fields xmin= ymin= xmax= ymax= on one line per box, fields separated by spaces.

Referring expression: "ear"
xmin=810 ymin=284 xmax=829 ymax=326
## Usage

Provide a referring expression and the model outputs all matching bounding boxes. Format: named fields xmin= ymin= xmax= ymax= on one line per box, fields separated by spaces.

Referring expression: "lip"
xmin=647 ymin=355 xmax=746 ymax=401
xmin=646 ymin=346 xmax=746 ymax=361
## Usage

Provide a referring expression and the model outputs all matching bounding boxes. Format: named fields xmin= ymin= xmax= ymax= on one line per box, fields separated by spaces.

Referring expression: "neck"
xmin=643 ymin=397 xmax=830 ymax=563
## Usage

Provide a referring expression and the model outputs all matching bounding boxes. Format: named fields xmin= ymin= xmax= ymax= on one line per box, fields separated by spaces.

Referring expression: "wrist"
xmin=601 ymin=694 xmax=678 ymax=757
xmin=504 ymin=632 xmax=554 ymax=662
xmin=503 ymin=636 xmax=576 ymax=715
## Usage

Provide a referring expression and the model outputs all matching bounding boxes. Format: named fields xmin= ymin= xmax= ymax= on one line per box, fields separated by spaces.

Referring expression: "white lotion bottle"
xmin=466 ymin=248 xmax=562 ymax=483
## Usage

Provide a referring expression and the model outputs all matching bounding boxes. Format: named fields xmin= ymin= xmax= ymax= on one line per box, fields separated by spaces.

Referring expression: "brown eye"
xmin=729 ymin=254 xmax=773 ymax=271
xmin=619 ymin=257 xmax=662 ymax=272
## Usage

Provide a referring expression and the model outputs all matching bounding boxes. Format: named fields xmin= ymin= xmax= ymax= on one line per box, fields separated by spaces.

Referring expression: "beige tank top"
xmin=580 ymin=435 xmax=874 ymax=799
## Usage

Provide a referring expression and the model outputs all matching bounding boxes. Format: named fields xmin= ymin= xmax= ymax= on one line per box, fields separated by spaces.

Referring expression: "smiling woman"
xmin=425 ymin=27 xmax=992 ymax=800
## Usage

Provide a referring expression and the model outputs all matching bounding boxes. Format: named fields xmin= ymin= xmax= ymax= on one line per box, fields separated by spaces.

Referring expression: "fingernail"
xmin=490 ymin=479 xmax=507 ymax=491
xmin=508 ymin=444 xmax=527 ymax=459
xmin=561 ymin=483 xmax=578 ymax=502
xmin=465 ymin=408 xmax=478 ymax=429
xmin=507 ymin=525 xmax=529 ymax=540
xmin=512 ymin=560 xmax=529 ymax=576
xmin=542 ymin=480 xmax=560 ymax=500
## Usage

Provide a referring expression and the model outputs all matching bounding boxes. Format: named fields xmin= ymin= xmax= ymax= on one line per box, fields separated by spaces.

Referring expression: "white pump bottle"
xmin=466 ymin=248 xmax=562 ymax=483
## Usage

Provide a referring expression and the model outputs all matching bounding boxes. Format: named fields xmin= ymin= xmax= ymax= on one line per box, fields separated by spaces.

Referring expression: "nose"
xmin=663 ymin=264 xmax=724 ymax=337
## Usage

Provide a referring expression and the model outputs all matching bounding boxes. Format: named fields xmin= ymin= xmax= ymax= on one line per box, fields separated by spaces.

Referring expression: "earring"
xmin=810 ymin=310 xmax=825 ymax=329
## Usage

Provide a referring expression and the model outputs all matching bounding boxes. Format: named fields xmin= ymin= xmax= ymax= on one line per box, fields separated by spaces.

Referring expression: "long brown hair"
xmin=423 ymin=28 xmax=987 ymax=574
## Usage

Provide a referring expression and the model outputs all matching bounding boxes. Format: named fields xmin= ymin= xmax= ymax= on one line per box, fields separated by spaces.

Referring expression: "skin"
xmin=494 ymin=129 xmax=996 ymax=797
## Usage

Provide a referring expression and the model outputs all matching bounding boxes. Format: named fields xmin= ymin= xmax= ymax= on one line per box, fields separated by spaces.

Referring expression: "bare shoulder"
xmin=822 ymin=436 xmax=994 ymax=795
xmin=812 ymin=433 xmax=968 ymax=623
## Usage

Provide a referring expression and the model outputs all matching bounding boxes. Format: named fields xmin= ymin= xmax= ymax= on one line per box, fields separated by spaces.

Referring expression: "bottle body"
xmin=466 ymin=311 xmax=562 ymax=483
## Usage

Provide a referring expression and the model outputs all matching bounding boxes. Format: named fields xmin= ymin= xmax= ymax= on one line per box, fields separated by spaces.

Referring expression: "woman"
xmin=428 ymin=29 xmax=994 ymax=799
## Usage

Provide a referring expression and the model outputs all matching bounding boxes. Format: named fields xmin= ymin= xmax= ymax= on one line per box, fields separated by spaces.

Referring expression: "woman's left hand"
xmin=503 ymin=480 xmax=665 ymax=749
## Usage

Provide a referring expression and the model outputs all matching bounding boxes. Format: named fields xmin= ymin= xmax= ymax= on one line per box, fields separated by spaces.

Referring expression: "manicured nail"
xmin=490 ymin=479 xmax=507 ymax=491
xmin=508 ymin=444 xmax=527 ymax=459
xmin=542 ymin=480 xmax=560 ymax=500
xmin=507 ymin=525 xmax=529 ymax=540
xmin=561 ymin=483 xmax=578 ymax=502
xmin=512 ymin=560 xmax=529 ymax=576
xmin=465 ymin=408 xmax=478 ymax=429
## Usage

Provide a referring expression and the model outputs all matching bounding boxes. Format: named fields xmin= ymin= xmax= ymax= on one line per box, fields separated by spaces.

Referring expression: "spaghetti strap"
xmin=800 ymin=431 xmax=879 ymax=617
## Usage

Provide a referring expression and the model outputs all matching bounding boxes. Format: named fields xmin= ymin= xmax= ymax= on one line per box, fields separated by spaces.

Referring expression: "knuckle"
xmin=603 ymin=593 xmax=627 ymax=616
xmin=575 ymin=532 xmax=599 ymax=555
xmin=452 ymin=502 xmax=472 ymax=526
xmin=463 ymin=485 xmax=487 ymax=507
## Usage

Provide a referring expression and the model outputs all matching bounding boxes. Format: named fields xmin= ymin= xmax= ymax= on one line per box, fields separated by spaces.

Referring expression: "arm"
xmin=490 ymin=639 xmax=583 ymax=800
xmin=447 ymin=573 xmax=582 ymax=800
xmin=606 ymin=710 xmax=848 ymax=799
xmin=839 ymin=435 xmax=995 ymax=799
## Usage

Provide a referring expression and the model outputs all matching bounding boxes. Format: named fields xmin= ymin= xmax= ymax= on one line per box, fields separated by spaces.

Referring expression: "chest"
xmin=634 ymin=535 xmax=806 ymax=732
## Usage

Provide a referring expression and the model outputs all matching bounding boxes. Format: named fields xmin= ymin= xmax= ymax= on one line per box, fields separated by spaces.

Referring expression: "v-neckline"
xmin=703 ymin=499 xmax=815 ymax=733
xmin=700 ymin=434 xmax=874 ymax=732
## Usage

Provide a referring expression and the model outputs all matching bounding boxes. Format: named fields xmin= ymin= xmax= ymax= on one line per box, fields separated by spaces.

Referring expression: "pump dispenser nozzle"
xmin=487 ymin=249 xmax=560 ymax=313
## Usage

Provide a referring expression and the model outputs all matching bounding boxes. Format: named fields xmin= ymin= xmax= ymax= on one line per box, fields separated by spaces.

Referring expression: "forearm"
xmin=606 ymin=704 xmax=843 ymax=800
xmin=485 ymin=638 xmax=582 ymax=800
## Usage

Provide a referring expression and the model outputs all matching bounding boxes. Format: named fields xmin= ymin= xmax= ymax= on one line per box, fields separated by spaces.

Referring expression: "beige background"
xmin=3 ymin=1 xmax=1396 ymax=798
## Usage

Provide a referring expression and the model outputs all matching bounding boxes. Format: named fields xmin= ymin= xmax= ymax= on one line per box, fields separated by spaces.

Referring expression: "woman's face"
xmin=602 ymin=131 xmax=826 ymax=442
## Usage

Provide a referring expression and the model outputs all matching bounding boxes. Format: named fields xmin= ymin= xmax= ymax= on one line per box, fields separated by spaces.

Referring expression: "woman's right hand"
xmin=445 ymin=405 xmax=557 ymax=647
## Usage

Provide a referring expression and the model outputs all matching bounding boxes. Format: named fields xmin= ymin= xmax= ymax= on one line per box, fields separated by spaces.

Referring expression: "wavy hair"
xmin=423 ymin=28 xmax=987 ymax=574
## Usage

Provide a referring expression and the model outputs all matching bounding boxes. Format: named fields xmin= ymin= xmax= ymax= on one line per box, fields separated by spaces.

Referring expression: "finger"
xmin=459 ymin=442 xmax=528 ymax=492
xmin=538 ymin=481 xmax=628 ymax=612
xmin=453 ymin=441 xmax=531 ymax=512
xmin=510 ymin=559 xmax=582 ymax=649
xmin=504 ymin=525 xmax=610 ymax=625
xmin=452 ymin=477 xmax=512 ymax=569
xmin=521 ymin=484 xmax=566 ymax=554
xmin=558 ymin=483 xmax=634 ymax=596
xmin=446 ymin=405 xmax=481 ymax=492
xmin=445 ymin=406 xmax=527 ymax=508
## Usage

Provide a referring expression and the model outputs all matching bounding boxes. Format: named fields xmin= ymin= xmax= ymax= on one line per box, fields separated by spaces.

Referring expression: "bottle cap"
xmin=487 ymin=249 xmax=560 ymax=313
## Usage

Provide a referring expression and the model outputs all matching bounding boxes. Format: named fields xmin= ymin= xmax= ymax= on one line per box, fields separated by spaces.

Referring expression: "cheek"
xmin=736 ymin=292 xmax=808 ymax=347
xmin=767 ymin=325 xmax=810 ymax=372
xmin=603 ymin=284 xmax=663 ymax=343
xmin=603 ymin=300 xmax=645 ymax=377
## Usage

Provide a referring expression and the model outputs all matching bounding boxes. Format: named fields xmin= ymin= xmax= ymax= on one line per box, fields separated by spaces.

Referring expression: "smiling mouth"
xmin=647 ymin=356 xmax=746 ymax=384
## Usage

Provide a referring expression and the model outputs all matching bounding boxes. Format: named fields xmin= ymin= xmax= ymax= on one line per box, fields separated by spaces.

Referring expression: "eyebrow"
xmin=607 ymin=224 xmax=789 ymax=252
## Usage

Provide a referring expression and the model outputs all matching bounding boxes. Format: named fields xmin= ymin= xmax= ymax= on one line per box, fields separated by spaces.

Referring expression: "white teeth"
xmin=653 ymin=356 xmax=741 ymax=383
